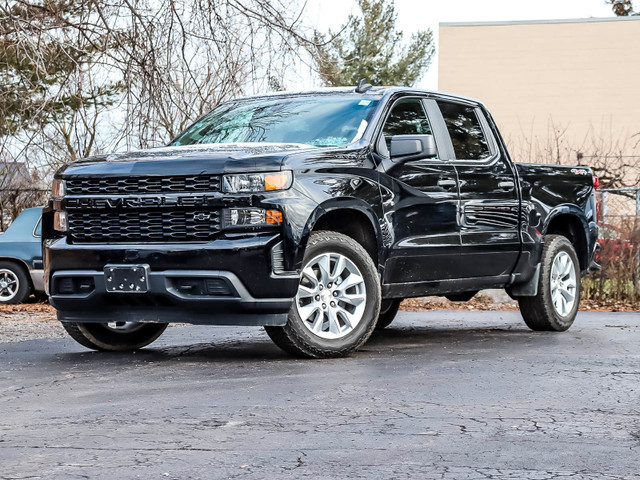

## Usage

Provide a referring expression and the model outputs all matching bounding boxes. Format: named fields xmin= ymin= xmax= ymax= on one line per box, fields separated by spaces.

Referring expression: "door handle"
xmin=498 ymin=181 xmax=515 ymax=190
xmin=437 ymin=179 xmax=457 ymax=189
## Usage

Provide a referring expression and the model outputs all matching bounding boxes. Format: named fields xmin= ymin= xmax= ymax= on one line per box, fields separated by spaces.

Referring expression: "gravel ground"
xmin=0 ymin=318 xmax=66 ymax=342
xmin=0 ymin=302 xmax=62 ymax=342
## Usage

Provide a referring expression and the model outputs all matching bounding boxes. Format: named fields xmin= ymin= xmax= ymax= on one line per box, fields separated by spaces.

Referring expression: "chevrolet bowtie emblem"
xmin=193 ymin=213 xmax=211 ymax=221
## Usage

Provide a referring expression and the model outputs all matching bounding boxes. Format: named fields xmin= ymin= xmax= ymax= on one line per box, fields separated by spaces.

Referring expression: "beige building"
xmin=438 ymin=17 xmax=640 ymax=165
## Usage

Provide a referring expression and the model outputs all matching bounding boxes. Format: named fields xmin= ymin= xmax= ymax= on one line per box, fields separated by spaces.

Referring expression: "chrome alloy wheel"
xmin=295 ymin=252 xmax=367 ymax=340
xmin=550 ymin=251 xmax=577 ymax=317
xmin=0 ymin=269 xmax=19 ymax=302
xmin=105 ymin=322 xmax=146 ymax=333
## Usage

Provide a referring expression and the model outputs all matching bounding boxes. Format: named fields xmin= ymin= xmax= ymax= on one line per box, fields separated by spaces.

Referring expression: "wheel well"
xmin=313 ymin=209 xmax=379 ymax=266
xmin=546 ymin=215 xmax=588 ymax=270
xmin=0 ymin=258 xmax=34 ymax=295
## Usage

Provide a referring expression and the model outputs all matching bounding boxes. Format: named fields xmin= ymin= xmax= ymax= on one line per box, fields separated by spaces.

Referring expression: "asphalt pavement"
xmin=1 ymin=311 xmax=639 ymax=479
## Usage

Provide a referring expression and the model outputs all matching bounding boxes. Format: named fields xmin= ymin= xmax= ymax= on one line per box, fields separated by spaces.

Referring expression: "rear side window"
xmin=382 ymin=98 xmax=433 ymax=151
xmin=437 ymin=101 xmax=491 ymax=161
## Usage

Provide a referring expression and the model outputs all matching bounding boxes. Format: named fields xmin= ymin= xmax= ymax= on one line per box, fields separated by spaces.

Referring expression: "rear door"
xmin=436 ymin=100 xmax=520 ymax=279
xmin=377 ymin=97 xmax=462 ymax=284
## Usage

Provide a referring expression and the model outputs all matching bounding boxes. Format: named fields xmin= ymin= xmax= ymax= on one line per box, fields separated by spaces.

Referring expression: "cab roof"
xmin=233 ymin=86 xmax=485 ymax=108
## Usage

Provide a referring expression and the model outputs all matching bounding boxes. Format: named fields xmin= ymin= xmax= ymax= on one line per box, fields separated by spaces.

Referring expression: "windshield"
xmin=172 ymin=95 xmax=380 ymax=148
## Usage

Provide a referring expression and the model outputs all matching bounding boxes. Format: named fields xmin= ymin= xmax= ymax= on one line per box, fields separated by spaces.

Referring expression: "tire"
xmin=518 ymin=235 xmax=581 ymax=332
xmin=62 ymin=322 xmax=168 ymax=351
xmin=375 ymin=299 xmax=401 ymax=330
xmin=265 ymin=231 xmax=381 ymax=358
xmin=0 ymin=261 xmax=31 ymax=304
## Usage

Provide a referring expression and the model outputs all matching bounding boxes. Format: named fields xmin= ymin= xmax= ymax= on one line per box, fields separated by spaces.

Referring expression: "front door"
xmin=377 ymin=97 xmax=462 ymax=284
xmin=436 ymin=100 xmax=520 ymax=279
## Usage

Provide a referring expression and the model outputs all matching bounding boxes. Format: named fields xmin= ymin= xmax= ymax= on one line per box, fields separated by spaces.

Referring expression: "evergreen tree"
xmin=607 ymin=0 xmax=637 ymax=15
xmin=315 ymin=0 xmax=434 ymax=87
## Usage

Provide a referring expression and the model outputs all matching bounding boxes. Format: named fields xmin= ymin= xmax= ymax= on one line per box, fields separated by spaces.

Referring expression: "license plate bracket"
xmin=104 ymin=265 xmax=150 ymax=293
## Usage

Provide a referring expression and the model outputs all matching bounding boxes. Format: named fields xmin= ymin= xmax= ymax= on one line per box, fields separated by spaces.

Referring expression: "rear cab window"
xmin=437 ymin=101 xmax=491 ymax=161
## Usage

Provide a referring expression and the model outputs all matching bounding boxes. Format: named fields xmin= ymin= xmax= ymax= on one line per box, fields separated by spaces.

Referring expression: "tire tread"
xmin=62 ymin=321 xmax=168 ymax=351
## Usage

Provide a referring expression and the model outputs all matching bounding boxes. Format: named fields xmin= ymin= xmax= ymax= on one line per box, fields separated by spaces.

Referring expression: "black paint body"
xmin=42 ymin=87 xmax=599 ymax=326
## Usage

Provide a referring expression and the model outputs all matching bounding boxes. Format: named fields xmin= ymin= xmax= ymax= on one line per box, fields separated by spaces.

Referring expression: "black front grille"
xmin=66 ymin=175 xmax=221 ymax=195
xmin=68 ymin=210 xmax=221 ymax=243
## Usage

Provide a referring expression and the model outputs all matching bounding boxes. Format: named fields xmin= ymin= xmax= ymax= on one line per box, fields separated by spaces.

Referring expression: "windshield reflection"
xmin=172 ymin=95 xmax=380 ymax=148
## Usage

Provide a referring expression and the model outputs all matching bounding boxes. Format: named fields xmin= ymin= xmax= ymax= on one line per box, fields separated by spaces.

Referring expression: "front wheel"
xmin=265 ymin=231 xmax=381 ymax=358
xmin=518 ymin=235 xmax=581 ymax=331
xmin=62 ymin=322 xmax=168 ymax=351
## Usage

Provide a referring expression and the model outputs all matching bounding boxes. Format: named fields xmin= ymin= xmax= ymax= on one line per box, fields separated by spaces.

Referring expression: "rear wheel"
xmin=0 ymin=261 xmax=31 ymax=304
xmin=518 ymin=235 xmax=581 ymax=332
xmin=265 ymin=231 xmax=381 ymax=358
xmin=62 ymin=321 xmax=168 ymax=351
xmin=375 ymin=299 xmax=401 ymax=330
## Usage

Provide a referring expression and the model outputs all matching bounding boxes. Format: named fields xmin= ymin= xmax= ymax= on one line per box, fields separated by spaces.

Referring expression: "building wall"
xmin=438 ymin=17 xmax=640 ymax=164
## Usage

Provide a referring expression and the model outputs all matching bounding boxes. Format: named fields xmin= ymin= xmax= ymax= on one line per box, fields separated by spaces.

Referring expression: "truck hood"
xmin=58 ymin=143 xmax=316 ymax=177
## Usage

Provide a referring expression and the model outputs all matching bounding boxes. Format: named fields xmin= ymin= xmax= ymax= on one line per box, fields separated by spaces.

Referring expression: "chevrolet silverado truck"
xmin=42 ymin=85 xmax=599 ymax=358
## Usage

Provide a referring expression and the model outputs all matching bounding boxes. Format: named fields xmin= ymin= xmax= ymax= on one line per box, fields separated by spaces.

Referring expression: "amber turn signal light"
xmin=265 ymin=172 xmax=292 ymax=191
xmin=266 ymin=210 xmax=283 ymax=224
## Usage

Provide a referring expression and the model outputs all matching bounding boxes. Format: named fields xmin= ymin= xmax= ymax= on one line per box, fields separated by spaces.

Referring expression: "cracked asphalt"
xmin=1 ymin=311 xmax=639 ymax=479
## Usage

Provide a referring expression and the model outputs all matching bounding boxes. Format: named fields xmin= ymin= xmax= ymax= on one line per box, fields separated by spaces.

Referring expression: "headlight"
xmin=222 ymin=171 xmax=292 ymax=193
xmin=53 ymin=211 xmax=68 ymax=232
xmin=222 ymin=208 xmax=283 ymax=228
xmin=52 ymin=179 xmax=66 ymax=198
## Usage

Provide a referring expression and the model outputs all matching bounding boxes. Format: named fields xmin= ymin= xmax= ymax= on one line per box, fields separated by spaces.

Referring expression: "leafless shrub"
xmin=583 ymin=216 xmax=640 ymax=307
xmin=0 ymin=160 xmax=47 ymax=230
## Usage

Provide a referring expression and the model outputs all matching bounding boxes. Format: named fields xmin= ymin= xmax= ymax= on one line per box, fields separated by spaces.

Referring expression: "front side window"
xmin=438 ymin=101 xmax=491 ymax=161
xmin=172 ymin=95 xmax=379 ymax=148
xmin=381 ymin=98 xmax=433 ymax=153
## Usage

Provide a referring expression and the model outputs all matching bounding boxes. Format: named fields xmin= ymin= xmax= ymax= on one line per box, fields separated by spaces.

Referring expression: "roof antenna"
xmin=355 ymin=78 xmax=373 ymax=94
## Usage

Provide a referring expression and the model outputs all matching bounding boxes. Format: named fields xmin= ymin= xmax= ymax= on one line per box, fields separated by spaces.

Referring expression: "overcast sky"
xmin=304 ymin=0 xmax=616 ymax=89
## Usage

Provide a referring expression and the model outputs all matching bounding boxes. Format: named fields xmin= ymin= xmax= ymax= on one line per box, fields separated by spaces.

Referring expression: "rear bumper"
xmin=44 ymin=233 xmax=299 ymax=326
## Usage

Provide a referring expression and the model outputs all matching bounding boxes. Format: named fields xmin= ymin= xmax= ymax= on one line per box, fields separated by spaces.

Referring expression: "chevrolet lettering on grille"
xmin=65 ymin=195 xmax=219 ymax=209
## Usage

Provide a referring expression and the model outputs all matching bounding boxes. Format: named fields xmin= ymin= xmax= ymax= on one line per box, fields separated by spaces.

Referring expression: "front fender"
xmin=286 ymin=168 xmax=383 ymax=270
xmin=293 ymin=198 xmax=384 ymax=270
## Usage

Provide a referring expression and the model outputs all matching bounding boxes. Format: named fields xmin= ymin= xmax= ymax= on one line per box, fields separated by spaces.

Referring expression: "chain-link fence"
xmin=583 ymin=187 xmax=640 ymax=307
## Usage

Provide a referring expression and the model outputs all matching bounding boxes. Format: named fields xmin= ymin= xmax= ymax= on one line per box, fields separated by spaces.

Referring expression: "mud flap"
xmin=506 ymin=264 xmax=540 ymax=298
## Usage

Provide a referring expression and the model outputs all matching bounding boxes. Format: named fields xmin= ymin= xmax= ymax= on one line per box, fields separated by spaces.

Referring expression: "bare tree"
xmin=0 ymin=0 xmax=317 ymax=223
xmin=86 ymin=0 xmax=317 ymax=148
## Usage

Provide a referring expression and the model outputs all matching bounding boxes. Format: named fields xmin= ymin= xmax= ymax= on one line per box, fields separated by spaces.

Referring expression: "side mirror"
xmin=389 ymin=134 xmax=437 ymax=161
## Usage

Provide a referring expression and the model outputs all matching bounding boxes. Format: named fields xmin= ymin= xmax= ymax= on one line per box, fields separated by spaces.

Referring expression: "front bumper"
xmin=45 ymin=233 xmax=299 ymax=326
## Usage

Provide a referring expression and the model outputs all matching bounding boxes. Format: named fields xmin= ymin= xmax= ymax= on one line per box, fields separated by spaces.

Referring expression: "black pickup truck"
xmin=42 ymin=86 xmax=599 ymax=358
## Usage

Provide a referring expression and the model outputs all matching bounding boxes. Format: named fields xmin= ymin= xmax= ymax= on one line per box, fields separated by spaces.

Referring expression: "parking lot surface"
xmin=1 ymin=311 xmax=639 ymax=479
